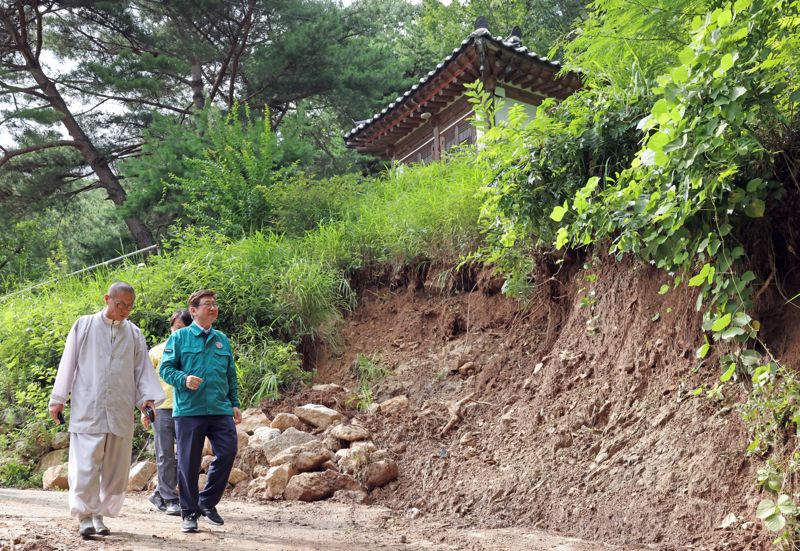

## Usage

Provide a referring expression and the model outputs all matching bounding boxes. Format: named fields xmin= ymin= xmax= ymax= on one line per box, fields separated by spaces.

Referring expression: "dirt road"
xmin=0 ymin=489 xmax=643 ymax=551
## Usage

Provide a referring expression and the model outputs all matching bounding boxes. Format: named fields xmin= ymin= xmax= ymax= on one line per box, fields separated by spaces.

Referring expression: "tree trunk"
xmin=191 ymin=58 xmax=205 ymax=110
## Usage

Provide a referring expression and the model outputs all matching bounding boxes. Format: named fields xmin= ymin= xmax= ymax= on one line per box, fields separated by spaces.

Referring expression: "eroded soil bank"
xmin=298 ymin=256 xmax=775 ymax=550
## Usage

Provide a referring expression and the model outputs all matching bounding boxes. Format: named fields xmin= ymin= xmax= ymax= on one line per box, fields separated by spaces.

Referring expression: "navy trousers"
xmin=174 ymin=414 xmax=237 ymax=517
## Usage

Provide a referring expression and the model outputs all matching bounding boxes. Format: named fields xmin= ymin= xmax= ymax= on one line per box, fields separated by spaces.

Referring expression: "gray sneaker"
xmin=148 ymin=492 xmax=166 ymax=512
xmin=165 ymin=500 xmax=181 ymax=516
xmin=181 ymin=512 xmax=199 ymax=533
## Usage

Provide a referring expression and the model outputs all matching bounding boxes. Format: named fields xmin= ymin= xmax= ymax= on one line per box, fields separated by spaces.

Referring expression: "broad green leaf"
xmin=696 ymin=341 xmax=710 ymax=359
xmin=658 ymin=284 xmax=669 ymax=295
xmin=745 ymin=199 xmax=765 ymax=218
xmin=764 ymin=512 xmax=786 ymax=532
xmin=555 ymin=227 xmax=569 ymax=249
xmin=718 ymin=53 xmax=735 ymax=73
xmin=757 ymin=499 xmax=777 ymax=520
xmin=670 ymin=66 xmax=689 ymax=84
xmin=688 ymin=264 xmax=711 ymax=287
xmin=550 ymin=205 xmax=567 ymax=222
xmin=720 ymin=363 xmax=736 ymax=382
xmin=719 ymin=326 xmax=745 ymax=340
xmin=717 ymin=9 xmax=732 ymax=27
xmin=777 ymin=494 xmax=797 ymax=515
xmin=711 ymin=313 xmax=732 ymax=332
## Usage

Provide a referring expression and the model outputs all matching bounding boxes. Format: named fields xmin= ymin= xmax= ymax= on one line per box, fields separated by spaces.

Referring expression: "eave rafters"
xmin=345 ymin=28 xmax=583 ymax=155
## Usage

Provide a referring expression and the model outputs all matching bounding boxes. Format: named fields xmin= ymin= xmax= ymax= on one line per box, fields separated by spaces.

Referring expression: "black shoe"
xmin=148 ymin=493 xmax=166 ymax=512
xmin=200 ymin=506 xmax=224 ymax=526
xmin=181 ymin=512 xmax=199 ymax=533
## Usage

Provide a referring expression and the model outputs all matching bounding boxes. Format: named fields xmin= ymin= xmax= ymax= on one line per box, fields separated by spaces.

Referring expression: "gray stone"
xmin=294 ymin=404 xmax=344 ymax=430
xmin=363 ymin=459 xmax=399 ymax=490
xmin=42 ymin=463 xmax=68 ymax=490
xmin=238 ymin=407 xmax=272 ymax=434
xmin=261 ymin=428 xmax=318 ymax=462
xmin=127 ymin=461 xmax=157 ymax=491
xmin=36 ymin=449 xmax=68 ymax=473
xmin=269 ymin=440 xmax=332 ymax=472
xmin=271 ymin=413 xmax=302 ymax=431
xmin=283 ymin=470 xmax=360 ymax=502
xmin=51 ymin=432 xmax=70 ymax=450
xmin=330 ymin=423 xmax=370 ymax=442
xmin=248 ymin=427 xmax=281 ymax=448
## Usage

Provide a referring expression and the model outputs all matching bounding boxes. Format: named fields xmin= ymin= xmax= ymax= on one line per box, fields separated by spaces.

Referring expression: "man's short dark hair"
xmin=188 ymin=289 xmax=216 ymax=309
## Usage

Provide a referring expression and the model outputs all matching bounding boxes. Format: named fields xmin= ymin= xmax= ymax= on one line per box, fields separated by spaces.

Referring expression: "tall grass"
xmin=0 ymin=151 xmax=488 ymax=472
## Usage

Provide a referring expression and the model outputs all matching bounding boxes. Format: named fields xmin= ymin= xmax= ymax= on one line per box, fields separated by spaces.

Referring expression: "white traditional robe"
xmin=49 ymin=311 xmax=165 ymax=517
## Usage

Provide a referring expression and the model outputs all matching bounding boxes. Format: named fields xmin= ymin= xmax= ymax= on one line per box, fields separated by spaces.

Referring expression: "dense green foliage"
xmin=0 ymin=151 xmax=485 ymax=485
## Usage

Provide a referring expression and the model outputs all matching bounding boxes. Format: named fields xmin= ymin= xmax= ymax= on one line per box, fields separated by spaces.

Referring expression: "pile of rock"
xmin=240 ymin=402 xmax=399 ymax=503
xmin=43 ymin=395 xmax=401 ymax=504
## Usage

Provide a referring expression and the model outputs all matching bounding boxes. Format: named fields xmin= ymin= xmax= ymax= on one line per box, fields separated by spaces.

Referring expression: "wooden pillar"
xmin=432 ymin=116 xmax=441 ymax=161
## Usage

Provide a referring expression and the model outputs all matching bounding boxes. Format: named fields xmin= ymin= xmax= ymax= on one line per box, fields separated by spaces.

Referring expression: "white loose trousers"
xmin=68 ymin=432 xmax=132 ymax=518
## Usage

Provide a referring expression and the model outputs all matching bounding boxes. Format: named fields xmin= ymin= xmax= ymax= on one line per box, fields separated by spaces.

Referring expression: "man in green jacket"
xmin=159 ymin=289 xmax=241 ymax=534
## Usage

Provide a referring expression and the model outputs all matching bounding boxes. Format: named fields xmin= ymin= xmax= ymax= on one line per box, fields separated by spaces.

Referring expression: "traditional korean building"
xmin=344 ymin=18 xmax=582 ymax=164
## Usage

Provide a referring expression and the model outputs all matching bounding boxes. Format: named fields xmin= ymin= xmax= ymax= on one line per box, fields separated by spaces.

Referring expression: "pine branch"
xmin=0 ymin=141 xmax=82 ymax=169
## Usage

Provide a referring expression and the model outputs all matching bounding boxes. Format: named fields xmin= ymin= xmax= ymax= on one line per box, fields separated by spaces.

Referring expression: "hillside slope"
xmin=300 ymin=255 xmax=775 ymax=550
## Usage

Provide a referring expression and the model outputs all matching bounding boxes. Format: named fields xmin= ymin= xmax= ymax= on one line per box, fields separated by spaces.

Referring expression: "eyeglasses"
xmin=113 ymin=299 xmax=134 ymax=310
xmin=198 ymin=301 xmax=218 ymax=309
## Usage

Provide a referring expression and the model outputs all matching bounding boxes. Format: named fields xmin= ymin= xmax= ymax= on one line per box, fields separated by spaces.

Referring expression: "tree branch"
xmin=0 ymin=141 xmax=82 ymax=169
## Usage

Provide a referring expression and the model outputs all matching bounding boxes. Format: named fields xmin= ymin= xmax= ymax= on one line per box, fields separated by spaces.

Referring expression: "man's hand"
xmin=48 ymin=403 xmax=64 ymax=424
xmin=139 ymin=400 xmax=156 ymax=429
xmin=233 ymin=407 xmax=241 ymax=424
xmin=186 ymin=375 xmax=203 ymax=390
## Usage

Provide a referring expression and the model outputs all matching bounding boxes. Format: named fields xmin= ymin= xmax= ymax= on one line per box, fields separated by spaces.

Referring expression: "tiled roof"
xmin=344 ymin=28 xmax=581 ymax=153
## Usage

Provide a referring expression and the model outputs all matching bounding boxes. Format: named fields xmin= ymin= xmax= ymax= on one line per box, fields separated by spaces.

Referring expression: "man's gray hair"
xmin=108 ymin=281 xmax=135 ymax=297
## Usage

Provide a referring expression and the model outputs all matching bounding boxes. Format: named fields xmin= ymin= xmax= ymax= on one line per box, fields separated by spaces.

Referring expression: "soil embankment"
xmin=301 ymin=256 xmax=774 ymax=550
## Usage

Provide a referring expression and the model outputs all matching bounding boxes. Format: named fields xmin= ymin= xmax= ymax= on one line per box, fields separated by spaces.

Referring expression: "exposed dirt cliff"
xmin=290 ymin=255 xmax=778 ymax=550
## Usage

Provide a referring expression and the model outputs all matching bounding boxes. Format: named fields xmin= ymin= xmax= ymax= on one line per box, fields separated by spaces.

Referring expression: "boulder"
xmin=248 ymin=463 xmax=298 ymax=499
xmin=330 ymin=423 xmax=370 ymax=442
xmin=252 ymin=464 xmax=270 ymax=478
xmin=51 ymin=432 xmax=70 ymax=450
xmin=335 ymin=448 xmax=370 ymax=476
xmin=363 ymin=459 xmax=399 ymax=490
xmin=283 ymin=470 xmax=361 ymax=502
xmin=248 ymin=427 xmax=281 ymax=448
xmin=42 ymin=463 xmax=68 ymax=490
xmin=294 ymin=404 xmax=343 ymax=430
xmin=261 ymin=428 xmax=317 ymax=462
xmin=271 ymin=413 xmax=302 ymax=431
xmin=269 ymin=440 xmax=332 ymax=472
xmin=36 ymin=449 xmax=68 ymax=473
xmin=351 ymin=441 xmax=377 ymax=454
xmin=375 ymin=395 xmax=409 ymax=415
xmin=235 ymin=446 xmax=266 ymax=477
xmin=198 ymin=473 xmax=207 ymax=489
xmin=238 ymin=407 xmax=272 ymax=434
xmin=236 ymin=429 xmax=249 ymax=453
xmin=203 ymin=438 xmax=213 ymax=457
xmin=323 ymin=432 xmax=345 ymax=453
xmin=201 ymin=455 xmax=215 ymax=473
xmin=227 ymin=467 xmax=249 ymax=486
xmin=128 ymin=461 xmax=157 ymax=491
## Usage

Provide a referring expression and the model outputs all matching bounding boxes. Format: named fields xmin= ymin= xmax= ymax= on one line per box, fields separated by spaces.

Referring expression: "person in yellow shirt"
xmin=146 ymin=309 xmax=193 ymax=515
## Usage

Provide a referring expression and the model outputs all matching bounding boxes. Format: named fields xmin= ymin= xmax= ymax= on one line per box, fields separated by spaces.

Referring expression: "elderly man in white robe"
xmin=48 ymin=281 xmax=165 ymax=537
